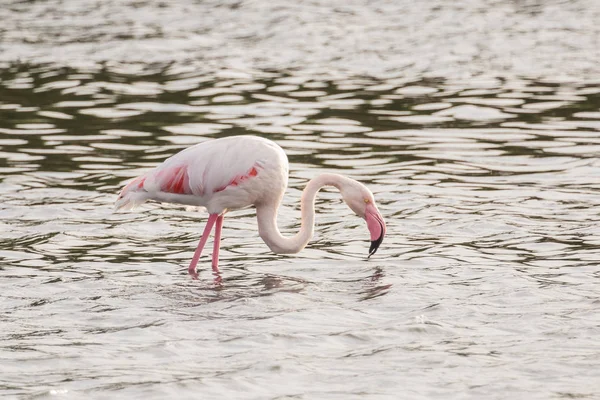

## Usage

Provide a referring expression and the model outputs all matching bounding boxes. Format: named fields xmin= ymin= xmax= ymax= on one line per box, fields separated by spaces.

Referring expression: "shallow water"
xmin=1 ymin=1 xmax=600 ymax=399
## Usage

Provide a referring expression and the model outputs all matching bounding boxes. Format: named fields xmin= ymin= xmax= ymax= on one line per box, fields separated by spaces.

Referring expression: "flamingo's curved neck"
xmin=256 ymin=173 xmax=345 ymax=254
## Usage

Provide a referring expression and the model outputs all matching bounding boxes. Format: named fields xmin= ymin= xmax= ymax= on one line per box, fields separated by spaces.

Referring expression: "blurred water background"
xmin=1 ymin=0 xmax=599 ymax=399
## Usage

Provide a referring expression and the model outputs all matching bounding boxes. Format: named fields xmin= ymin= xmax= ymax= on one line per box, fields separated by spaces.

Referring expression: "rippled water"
xmin=1 ymin=1 xmax=600 ymax=399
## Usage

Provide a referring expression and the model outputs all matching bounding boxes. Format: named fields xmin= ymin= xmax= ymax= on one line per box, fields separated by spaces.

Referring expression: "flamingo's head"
xmin=339 ymin=180 xmax=387 ymax=257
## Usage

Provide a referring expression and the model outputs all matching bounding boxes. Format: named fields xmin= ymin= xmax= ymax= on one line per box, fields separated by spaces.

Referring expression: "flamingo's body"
xmin=116 ymin=135 xmax=386 ymax=277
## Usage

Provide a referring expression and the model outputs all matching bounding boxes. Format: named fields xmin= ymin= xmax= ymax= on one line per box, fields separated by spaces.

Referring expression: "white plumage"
xmin=116 ymin=135 xmax=288 ymax=213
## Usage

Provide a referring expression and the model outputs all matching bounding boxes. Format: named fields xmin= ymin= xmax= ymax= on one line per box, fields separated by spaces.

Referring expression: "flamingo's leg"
xmin=188 ymin=213 xmax=218 ymax=276
xmin=211 ymin=214 xmax=224 ymax=272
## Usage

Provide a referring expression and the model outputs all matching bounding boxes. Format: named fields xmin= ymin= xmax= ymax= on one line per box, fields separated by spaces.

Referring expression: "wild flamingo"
xmin=115 ymin=135 xmax=386 ymax=277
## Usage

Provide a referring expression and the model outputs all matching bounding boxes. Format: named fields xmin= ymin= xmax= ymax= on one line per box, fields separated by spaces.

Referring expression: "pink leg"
xmin=211 ymin=214 xmax=224 ymax=272
xmin=188 ymin=214 xmax=218 ymax=276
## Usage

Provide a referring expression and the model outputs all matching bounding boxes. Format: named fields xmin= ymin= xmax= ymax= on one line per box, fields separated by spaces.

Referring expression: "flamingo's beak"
xmin=365 ymin=203 xmax=386 ymax=257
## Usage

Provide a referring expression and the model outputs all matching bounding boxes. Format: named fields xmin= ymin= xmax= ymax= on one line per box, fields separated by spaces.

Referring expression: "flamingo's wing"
xmin=152 ymin=141 xmax=260 ymax=196
xmin=116 ymin=136 xmax=286 ymax=210
xmin=144 ymin=138 xmax=265 ymax=197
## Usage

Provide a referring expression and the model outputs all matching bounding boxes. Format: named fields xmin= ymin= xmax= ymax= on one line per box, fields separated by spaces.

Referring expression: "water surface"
xmin=1 ymin=1 xmax=600 ymax=399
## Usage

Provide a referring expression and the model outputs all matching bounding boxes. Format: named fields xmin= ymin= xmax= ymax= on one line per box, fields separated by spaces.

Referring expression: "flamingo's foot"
xmin=188 ymin=264 xmax=199 ymax=280
xmin=212 ymin=270 xmax=222 ymax=286
xmin=211 ymin=264 xmax=222 ymax=285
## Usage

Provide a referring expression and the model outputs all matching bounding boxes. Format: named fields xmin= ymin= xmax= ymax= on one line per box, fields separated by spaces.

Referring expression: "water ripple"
xmin=1 ymin=3 xmax=600 ymax=398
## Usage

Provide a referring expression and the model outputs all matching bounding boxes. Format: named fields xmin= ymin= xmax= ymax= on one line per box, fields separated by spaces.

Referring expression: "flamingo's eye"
xmin=364 ymin=199 xmax=370 ymax=204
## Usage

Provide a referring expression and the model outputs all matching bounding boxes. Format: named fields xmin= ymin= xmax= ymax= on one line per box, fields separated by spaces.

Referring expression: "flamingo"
xmin=115 ymin=135 xmax=386 ymax=277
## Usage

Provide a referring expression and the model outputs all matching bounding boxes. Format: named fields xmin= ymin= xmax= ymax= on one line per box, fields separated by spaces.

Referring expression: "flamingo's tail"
xmin=114 ymin=175 xmax=149 ymax=211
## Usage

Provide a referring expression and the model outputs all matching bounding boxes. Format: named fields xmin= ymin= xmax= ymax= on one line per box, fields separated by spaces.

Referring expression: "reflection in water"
xmin=359 ymin=267 xmax=392 ymax=301
xmin=1 ymin=0 xmax=600 ymax=398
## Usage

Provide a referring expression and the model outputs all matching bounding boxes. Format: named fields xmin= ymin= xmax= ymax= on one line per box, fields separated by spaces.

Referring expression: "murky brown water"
xmin=1 ymin=1 xmax=600 ymax=399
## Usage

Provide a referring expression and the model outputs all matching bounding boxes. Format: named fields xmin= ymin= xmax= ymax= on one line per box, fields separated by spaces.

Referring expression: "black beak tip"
xmin=368 ymin=235 xmax=384 ymax=258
